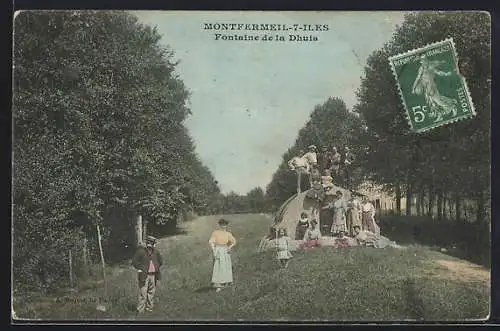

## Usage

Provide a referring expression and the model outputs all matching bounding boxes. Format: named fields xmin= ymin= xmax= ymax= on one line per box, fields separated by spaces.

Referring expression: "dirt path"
xmin=436 ymin=259 xmax=490 ymax=282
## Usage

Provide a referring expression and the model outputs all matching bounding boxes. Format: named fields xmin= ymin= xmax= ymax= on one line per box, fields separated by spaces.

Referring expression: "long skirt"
xmin=373 ymin=236 xmax=399 ymax=249
xmin=212 ymin=245 xmax=233 ymax=285
xmin=347 ymin=210 xmax=362 ymax=236
xmin=331 ymin=211 xmax=347 ymax=233
xmin=300 ymin=239 xmax=321 ymax=249
xmin=276 ymin=249 xmax=293 ymax=260
xmin=320 ymin=209 xmax=333 ymax=235
xmin=362 ymin=212 xmax=377 ymax=233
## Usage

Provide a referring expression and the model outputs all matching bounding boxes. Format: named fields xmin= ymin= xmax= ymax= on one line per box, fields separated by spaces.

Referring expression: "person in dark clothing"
xmin=340 ymin=146 xmax=355 ymax=189
xmin=296 ymin=212 xmax=310 ymax=240
xmin=317 ymin=145 xmax=330 ymax=173
xmin=131 ymin=235 xmax=164 ymax=313
xmin=330 ymin=146 xmax=342 ymax=176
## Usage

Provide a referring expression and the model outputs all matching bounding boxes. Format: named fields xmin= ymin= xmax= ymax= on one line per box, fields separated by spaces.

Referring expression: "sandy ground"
xmin=436 ymin=259 xmax=490 ymax=282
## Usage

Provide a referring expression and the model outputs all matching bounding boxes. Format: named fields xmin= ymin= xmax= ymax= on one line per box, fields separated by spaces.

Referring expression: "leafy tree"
xmin=246 ymin=187 xmax=267 ymax=213
xmin=266 ymin=97 xmax=364 ymax=208
xmin=355 ymin=11 xmax=490 ymax=221
xmin=13 ymin=10 xmax=221 ymax=292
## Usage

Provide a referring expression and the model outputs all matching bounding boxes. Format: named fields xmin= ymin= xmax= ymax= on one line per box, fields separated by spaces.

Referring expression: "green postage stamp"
xmin=388 ymin=38 xmax=476 ymax=133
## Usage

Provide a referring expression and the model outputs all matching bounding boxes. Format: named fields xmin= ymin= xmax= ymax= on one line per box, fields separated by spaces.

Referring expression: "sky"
xmin=132 ymin=11 xmax=407 ymax=195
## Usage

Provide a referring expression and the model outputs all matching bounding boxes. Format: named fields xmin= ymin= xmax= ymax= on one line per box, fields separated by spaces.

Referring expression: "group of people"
xmin=131 ymin=218 xmax=238 ymax=314
xmin=288 ymin=144 xmax=355 ymax=189
xmin=130 ymin=212 xmax=400 ymax=313
xmin=296 ymin=193 xmax=379 ymax=241
xmin=273 ymin=203 xmax=401 ymax=268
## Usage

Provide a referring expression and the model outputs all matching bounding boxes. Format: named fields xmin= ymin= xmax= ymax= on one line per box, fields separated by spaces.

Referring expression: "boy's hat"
xmin=146 ymin=236 xmax=157 ymax=244
xmin=218 ymin=218 xmax=229 ymax=226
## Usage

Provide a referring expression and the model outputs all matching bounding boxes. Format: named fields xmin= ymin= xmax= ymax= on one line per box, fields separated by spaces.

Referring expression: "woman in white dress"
xmin=208 ymin=219 xmax=237 ymax=292
xmin=361 ymin=197 xmax=380 ymax=235
xmin=330 ymin=190 xmax=348 ymax=236
xmin=346 ymin=196 xmax=362 ymax=237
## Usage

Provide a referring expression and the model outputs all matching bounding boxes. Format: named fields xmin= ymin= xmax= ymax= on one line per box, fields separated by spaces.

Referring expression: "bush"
xmin=13 ymin=211 xmax=87 ymax=293
xmin=379 ymin=216 xmax=490 ymax=266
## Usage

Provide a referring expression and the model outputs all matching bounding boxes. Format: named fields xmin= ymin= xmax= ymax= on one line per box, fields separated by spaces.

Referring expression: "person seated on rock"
xmin=302 ymin=145 xmax=318 ymax=170
xmin=300 ymin=219 xmax=322 ymax=249
xmin=287 ymin=153 xmax=310 ymax=175
xmin=335 ymin=230 xmax=358 ymax=248
xmin=321 ymin=169 xmax=335 ymax=189
xmin=296 ymin=212 xmax=310 ymax=240
xmin=352 ymin=225 xmax=401 ymax=249
xmin=306 ymin=178 xmax=325 ymax=202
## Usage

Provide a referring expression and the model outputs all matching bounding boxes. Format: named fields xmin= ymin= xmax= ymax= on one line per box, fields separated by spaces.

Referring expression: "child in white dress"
xmin=276 ymin=228 xmax=293 ymax=268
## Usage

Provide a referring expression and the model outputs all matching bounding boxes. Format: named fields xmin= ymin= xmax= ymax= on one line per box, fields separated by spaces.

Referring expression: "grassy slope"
xmin=13 ymin=213 xmax=490 ymax=321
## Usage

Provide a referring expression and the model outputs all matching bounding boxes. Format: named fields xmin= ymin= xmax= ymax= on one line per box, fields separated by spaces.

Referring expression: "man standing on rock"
xmin=131 ymin=235 xmax=163 ymax=313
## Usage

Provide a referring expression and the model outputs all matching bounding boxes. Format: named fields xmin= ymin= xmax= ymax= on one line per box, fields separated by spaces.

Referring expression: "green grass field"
xmin=13 ymin=213 xmax=490 ymax=321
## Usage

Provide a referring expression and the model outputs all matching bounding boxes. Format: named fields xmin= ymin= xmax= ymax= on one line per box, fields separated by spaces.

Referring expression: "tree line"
xmin=12 ymin=11 xmax=223 ymax=292
xmin=266 ymin=12 xmax=490 ymax=228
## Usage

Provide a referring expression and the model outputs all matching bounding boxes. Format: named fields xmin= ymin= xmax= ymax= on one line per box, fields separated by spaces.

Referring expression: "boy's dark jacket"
xmin=131 ymin=246 xmax=163 ymax=282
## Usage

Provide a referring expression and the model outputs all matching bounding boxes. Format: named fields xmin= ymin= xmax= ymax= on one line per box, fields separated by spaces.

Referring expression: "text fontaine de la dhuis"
xmin=204 ymin=23 xmax=330 ymax=42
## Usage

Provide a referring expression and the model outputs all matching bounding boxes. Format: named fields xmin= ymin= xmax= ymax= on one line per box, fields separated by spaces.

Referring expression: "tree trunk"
xmin=395 ymin=183 xmax=402 ymax=216
xmin=68 ymin=250 xmax=73 ymax=288
xmin=437 ymin=189 xmax=443 ymax=220
xmin=143 ymin=218 xmax=148 ymax=241
xmin=455 ymin=193 xmax=461 ymax=222
xmin=406 ymin=182 xmax=412 ymax=216
xmin=96 ymin=224 xmax=107 ymax=297
xmin=443 ymin=194 xmax=447 ymax=219
xmin=416 ymin=193 xmax=421 ymax=216
xmin=82 ymin=238 xmax=89 ymax=277
xmin=417 ymin=184 xmax=424 ymax=216
xmin=427 ymin=185 xmax=435 ymax=218
xmin=448 ymin=196 xmax=453 ymax=219
xmin=477 ymin=191 xmax=485 ymax=223
xmin=136 ymin=214 xmax=143 ymax=246
xmin=297 ymin=171 xmax=301 ymax=194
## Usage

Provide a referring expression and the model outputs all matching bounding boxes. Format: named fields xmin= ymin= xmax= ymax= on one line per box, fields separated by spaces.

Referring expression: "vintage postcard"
xmin=11 ymin=10 xmax=491 ymax=322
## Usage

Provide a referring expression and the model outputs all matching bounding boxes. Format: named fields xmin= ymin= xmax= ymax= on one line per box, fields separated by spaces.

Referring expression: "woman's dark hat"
xmin=218 ymin=218 xmax=229 ymax=226
xmin=146 ymin=235 xmax=157 ymax=244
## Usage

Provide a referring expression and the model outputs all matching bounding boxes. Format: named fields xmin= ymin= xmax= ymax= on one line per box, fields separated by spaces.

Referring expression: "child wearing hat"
xmin=275 ymin=228 xmax=293 ymax=268
xmin=296 ymin=212 xmax=310 ymax=240
xmin=300 ymin=219 xmax=322 ymax=249
xmin=321 ymin=169 xmax=335 ymax=189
